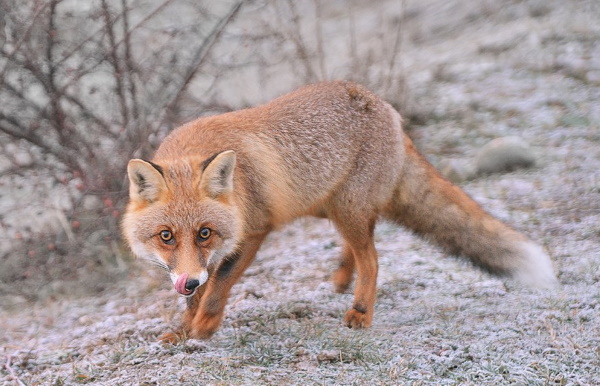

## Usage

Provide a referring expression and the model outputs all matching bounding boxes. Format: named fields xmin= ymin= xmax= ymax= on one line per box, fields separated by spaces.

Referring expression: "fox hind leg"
xmin=331 ymin=242 xmax=356 ymax=293
xmin=333 ymin=216 xmax=379 ymax=329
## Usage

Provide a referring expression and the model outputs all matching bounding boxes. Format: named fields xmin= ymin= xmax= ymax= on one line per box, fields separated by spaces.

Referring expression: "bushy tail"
xmin=386 ymin=137 xmax=557 ymax=289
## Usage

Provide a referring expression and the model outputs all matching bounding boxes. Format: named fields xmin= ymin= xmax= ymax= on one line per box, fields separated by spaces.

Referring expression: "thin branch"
xmin=60 ymin=91 xmax=116 ymax=138
xmin=163 ymin=0 xmax=244 ymax=119
xmin=2 ymin=68 xmax=105 ymax=157
xmin=0 ymin=114 xmax=82 ymax=173
xmin=55 ymin=0 xmax=176 ymax=71
xmin=1 ymin=75 xmax=46 ymax=113
xmin=313 ymin=0 xmax=326 ymax=80
xmin=0 ymin=115 xmax=59 ymax=158
xmin=101 ymin=0 xmax=130 ymax=128
xmin=3 ymin=356 xmax=26 ymax=386
xmin=116 ymin=0 xmax=177 ymax=47
xmin=348 ymin=0 xmax=358 ymax=74
xmin=46 ymin=0 xmax=69 ymax=141
xmin=383 ymin=0 xmax=405 ymax=96
xmin=121 ymin=0 xmax=140 ymax=123
xmin=51 ymin=0 xmax=176 ymax=105
xmin=0 ymin=161 xmax=40 ymax=178
xmin=283 ymin=0 xmax=318 ymax=83
xmin=0 ymin=2 xmax=49 ymax=81
xmin=2 ymin=53 xmax=101 ymax=159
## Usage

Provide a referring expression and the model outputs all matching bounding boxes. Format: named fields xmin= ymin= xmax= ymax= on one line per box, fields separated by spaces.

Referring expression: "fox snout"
xmin=171 ymin=271 xmax=208 ymax=296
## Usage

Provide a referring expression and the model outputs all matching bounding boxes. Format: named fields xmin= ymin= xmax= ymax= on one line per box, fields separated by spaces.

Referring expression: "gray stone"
xmin=475 ymin=136 xmax=536 ymax=175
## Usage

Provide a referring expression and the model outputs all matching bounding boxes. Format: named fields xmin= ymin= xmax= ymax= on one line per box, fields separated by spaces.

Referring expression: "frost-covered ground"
xmin=1 ymin=0 xmax=599 ymax=384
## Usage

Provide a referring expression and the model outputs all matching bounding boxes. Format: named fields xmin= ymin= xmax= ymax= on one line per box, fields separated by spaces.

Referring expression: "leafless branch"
xmin=282 ymin=0 xmax=318 ymax=83
xmin=0 ymin=113 xmax=78 ymax=170
xmin=101 ymin=0 xmax=130 ymax=128
xmin=0 ymin=2 xmax=49 ymax=81
xmin=383 ymin=0 xmax=406 ymax=96
xmin=121 ymin=0 xmax=140 ymax=124
xmin=3 ymin=356 xmax=26 ymax=386
xmin=313 ymin=0 xmax=327 ymax=80
xmin=162 ymin=0 xmax=244 ymax=122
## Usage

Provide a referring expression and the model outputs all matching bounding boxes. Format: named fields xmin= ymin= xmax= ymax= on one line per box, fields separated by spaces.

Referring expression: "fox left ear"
xmin=199 ymin=150 xmax=236 ymax=198
xmin=127 ymin=159 xmax=166 ymax=203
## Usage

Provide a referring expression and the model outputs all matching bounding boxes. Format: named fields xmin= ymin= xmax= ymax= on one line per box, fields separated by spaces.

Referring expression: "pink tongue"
xmin=175 ymin=273 xmax=192 ymax=295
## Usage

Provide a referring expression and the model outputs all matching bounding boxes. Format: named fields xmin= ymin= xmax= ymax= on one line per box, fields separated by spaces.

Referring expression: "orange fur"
xmin=123 ymin=81 xmax=557 ymax=342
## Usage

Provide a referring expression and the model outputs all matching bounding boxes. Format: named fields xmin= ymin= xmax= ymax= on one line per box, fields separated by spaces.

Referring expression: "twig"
xmin=313 ymin=0 xmax=326 ymax=80
xmin=347 ymin=0 xmax=358 ymax=75
xmin=46 ymin=0 xmax=69 ymax=141
xmin=60 ymin=92 xmax=116 ymax=138
xmin=0 ymin=113 xmax=81 ymax=174
xmin=55 ymin=0 xmax=176 ymax=70
xmin=0 ymin=163 xmax=38 ymax=178
xmin=4 ymin=355 xmax=26 ymax=386
xmin=121 ymin=0 xmax=140 ymax=124
xmin=383 ymin=0 xmax=405 ymax=96
xmin=0 ymin=2 xmax=49 ymax=81
xmin=101 ymin=0 xmax=130 ymax=128
xmin=162 ymin=0 xmax=244 ymax=121
xmin=1 ymin=55 xmax=100 ymax=160
xmin=283 ymin=0 xmax=318 ymax=82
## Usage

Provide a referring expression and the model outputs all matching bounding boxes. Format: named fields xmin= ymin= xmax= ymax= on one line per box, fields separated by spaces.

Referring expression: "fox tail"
xmin=385 ymin=137 xmax=557 ymax=289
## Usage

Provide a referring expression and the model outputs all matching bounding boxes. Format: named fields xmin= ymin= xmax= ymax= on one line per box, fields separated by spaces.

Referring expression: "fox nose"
xmin=185 ymin=279 xmax=200 ymax=292
xmin=173 ymin=271 xmax=208 ymax=296
xmin=174 ymin=273 xmax=199 ymax=296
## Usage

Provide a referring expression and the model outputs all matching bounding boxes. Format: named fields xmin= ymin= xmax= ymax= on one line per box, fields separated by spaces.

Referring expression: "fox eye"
xmin=159 ymin=230 xmax=174 ymax=244
xmin=198 ymin=227 xmax=211 ymax=241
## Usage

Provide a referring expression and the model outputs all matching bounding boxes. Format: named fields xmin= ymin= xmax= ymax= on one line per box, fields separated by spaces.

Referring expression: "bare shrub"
xmin=0 ymin=0 xmax=409 ymax=299
xmin=0 ymin=0 xmax=244 ymax=297
xmin=250 ymin=0 xmax=409 ymax=109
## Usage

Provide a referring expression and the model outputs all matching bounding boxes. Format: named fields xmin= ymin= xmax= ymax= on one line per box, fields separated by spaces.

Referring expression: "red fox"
xmin=122 ymin=81 xmax=557 ymax=343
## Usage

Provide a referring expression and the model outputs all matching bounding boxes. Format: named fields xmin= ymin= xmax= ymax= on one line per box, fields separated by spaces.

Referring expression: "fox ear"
xmin=127 ymin=159 xmax=166 ymax=203
xmin=199 ymin=150 xmax=236 ymax=198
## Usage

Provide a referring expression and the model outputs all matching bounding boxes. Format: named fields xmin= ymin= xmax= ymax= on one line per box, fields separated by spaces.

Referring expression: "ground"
xmin=1 ymin=0 xmax=599 ymax=384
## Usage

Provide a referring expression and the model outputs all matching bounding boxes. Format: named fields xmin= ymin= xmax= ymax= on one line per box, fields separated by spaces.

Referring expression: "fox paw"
xmin=188 ymin=312 xmax=223 ymax=339
xmin=159 ymin=330 xmax=188 ymax=345
xmin=344 ymin=308 xmax=372 ymax=329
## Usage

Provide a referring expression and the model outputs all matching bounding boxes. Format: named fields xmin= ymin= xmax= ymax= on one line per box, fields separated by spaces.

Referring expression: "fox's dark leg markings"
xmin=352 ymin=304 xmax=367 ymax=314
xmin=216 ymin=250 xmax=243 ymax=279
xmin=199 ymin=249 xmax=244 ymax=315
xmin=191 ymin=235 xmax=267 ymax=337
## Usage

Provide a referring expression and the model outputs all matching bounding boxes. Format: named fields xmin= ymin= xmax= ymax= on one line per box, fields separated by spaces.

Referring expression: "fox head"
xmin=122 ymin=150 xmax=243 ymax=297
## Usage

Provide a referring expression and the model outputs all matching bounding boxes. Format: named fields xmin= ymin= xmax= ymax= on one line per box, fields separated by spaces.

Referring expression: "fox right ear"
xmin=199 ymin=150 xmax=236 ymax=199
xmin=127 ymin=159 xmax=166 ymax=203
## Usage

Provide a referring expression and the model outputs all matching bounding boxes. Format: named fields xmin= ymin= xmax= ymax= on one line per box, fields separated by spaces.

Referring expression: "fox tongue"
xmin=175 ymin=273 xmax=192 ymax=295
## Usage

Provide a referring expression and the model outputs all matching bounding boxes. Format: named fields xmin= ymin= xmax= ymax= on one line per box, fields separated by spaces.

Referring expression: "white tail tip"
xmin=512 ymin=241 xmax=558 ymax=289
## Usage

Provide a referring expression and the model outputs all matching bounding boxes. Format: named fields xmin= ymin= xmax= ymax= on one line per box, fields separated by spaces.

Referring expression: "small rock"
xmin=474 ymin=136 xmax=536 ymax=175
xmin=317 ymin=350 xmax=342 ymax=363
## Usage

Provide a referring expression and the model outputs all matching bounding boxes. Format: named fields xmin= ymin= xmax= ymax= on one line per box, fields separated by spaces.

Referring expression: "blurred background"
xmin=0 ymin=0 xmax=598 ymax=304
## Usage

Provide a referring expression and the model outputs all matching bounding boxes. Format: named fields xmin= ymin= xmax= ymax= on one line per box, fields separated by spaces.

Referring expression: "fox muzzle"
xmin=172 ymin=271 xmax=208 ymax=296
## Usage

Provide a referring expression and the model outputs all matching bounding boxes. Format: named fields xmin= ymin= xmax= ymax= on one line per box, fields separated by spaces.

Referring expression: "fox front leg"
xmin=159 ymin=286 xmax=207 ymax=344
xmin=187 ymin=233 xmax=267 ymax=340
